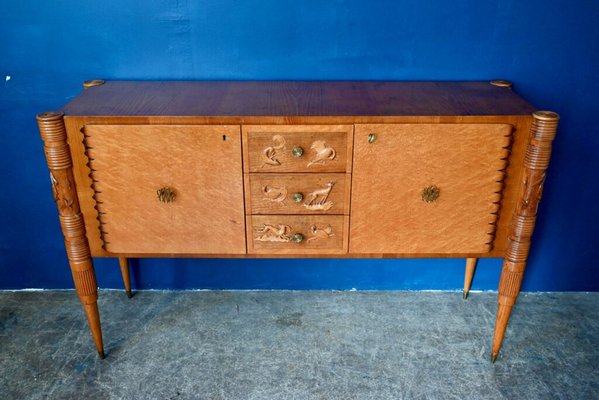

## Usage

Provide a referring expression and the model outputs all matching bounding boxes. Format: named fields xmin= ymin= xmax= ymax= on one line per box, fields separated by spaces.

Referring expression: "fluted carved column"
xmin=491 ymin=111 xmax=559 ymax=362
xmin=37 ymin=111 xmax=105 ymax=359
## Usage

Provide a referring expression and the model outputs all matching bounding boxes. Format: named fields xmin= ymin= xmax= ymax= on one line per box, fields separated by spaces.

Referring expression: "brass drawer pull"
xmin=291 ymin=233 xmax=304 ymax=243
xmin=157 ymin=187 xmax=176 ymax=203
xmin=292 ymin=192 xmax=304 ymax=203
xmin=422 ymin=185 xmax=440 ymax=203
xmin=368 ymin=133 xmax=376 ymax=143
xmin=292 ymin=146 xmax=304 ymax=157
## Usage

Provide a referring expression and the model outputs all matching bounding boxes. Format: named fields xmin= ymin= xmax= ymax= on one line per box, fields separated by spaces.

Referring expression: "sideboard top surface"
xmin=63 ymin=81 xmax=536 ymax=118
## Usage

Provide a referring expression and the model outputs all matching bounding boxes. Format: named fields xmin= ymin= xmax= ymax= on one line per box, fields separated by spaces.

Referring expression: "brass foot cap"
xmin=83 ymin=79 xmax=105 ymax=89
xmin=463 ymin=291 xmax=469 ymax=300
xmin=490 ymin=80 xmax=513 ymax=89
xmin=491 ymin=353 xmax=498 ymax=363
xmin=98 ymin=351 xmax=106 ymax=360
xmin=126 ymin=290 xmax=133 ymax=299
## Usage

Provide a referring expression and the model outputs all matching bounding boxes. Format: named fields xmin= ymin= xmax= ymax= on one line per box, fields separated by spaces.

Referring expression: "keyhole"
xmin=223 ymin=135 xmax=227 ymax=141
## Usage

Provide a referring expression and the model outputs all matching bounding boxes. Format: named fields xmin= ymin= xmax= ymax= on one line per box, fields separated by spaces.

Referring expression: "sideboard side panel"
xmin=65 ymin=117 xmax=108 ymax=257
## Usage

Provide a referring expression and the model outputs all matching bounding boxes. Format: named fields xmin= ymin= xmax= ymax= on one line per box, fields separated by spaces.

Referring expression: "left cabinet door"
xmin=83 ymin=125 xmax=246 ymax=254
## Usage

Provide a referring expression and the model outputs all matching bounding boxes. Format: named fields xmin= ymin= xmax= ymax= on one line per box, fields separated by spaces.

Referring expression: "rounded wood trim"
xmin=533 ymin=110 xmax=560 ymax=121
xmin=83 ymin=79 xmax=105 ymax=89
xmin=490 ymin=80 xmax=513 ymax=89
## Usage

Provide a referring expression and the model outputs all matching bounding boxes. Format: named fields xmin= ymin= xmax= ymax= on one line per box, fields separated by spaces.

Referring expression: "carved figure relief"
xmin=50 ymin=172 xmax=75 ymax=212
xmin=307 ymin=224 xmax=335 ymax=242
xmin=255 ymin=224 xmax=291 ymax=242
xmin=261 ymin=135 xmax=286 ymax=168
xmin=307 ymin=140 xmax=336 ymax=167
xmin=520 ymin=172 xmax=546 ymax=213
xmin=262 ymin=185 xmax=288 ymax=204
xmin=303 ymin=181 xmax=335 ymax=211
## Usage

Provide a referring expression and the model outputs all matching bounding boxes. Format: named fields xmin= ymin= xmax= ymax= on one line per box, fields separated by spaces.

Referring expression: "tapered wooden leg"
xmin=463 ymin=258 xmax=477 ymax=299
xmin=491 ymin=111 xmax=559 ymax=362
xmin=118 ymin=257 xmax=133 ymax=298
xmin=38 ymin=111 xmax=105 ymax=359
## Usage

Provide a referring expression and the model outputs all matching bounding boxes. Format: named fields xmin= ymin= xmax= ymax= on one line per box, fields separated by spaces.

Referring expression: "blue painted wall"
xmin=1 ymin=1 xmax=597 ymax=291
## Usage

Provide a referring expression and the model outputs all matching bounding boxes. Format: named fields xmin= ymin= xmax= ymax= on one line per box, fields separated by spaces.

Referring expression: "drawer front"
xmin=247 ymin=173 xmax=350 ymax=215
xmin=84 ymin=125 xmax=246 ymax=254
xmin=350 ymin=124 xmax=513 ymax=254
xmin=243 ymin=125 xmax=353 ymax=173
xmin=248 ymin=215 xmax=348 ymax=254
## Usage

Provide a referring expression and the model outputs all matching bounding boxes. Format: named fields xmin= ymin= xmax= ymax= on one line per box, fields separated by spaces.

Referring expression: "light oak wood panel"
xmin=243 ymin=125 xmax=353 ymax=173
xmin=83 ymin=125 xmax=246 ymax=254
xmin=65 ymin=115 xmax=531 ymax=258
xmin=248 ymin=215 xmax=348 ymax=254
xmin=247 ymin=173 xmax=350 ymax=215
xmin=350 ymin=124 xmax=512 ymax=254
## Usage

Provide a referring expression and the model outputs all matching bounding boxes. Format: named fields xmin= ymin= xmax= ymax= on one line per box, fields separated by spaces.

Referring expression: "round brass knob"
xmin=292 ymin=192 xmax=304 ymax=203
xmin=421 ymin=185 xmax=440 ymax=203
xmin=291 ymin=146 xmax=304 ymax=157
xmin=291 ymin=233 xmax=304 ymax=243
xmin=157 ymin=186 xmax=176 ymax=203
xmin=368 ymin=133 xmax=376 ymax=144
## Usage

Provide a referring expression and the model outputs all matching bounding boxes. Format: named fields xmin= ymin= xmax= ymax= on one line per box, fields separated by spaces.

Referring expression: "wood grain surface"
xmin=44 ymin=81 xmax=557 ymax=362
xmin=37 ymin=112 xmax=104 ymax=357
xmin=350 ymin=124 xmax=513 ymax=254
xmin=63 ymin=81 xmax=536 ymax=117
xmin=66 ymin=115 xmax=531 ymax=258
xmin=83 ymin=125 xmax=246 ymax=254
xmin=247 ymin=173 xmax=350 ymax=215
xmin=243 ymin=125 xmax=353 ymax=173
xmin=492 ymin=111 xmax=559 ymax=361
xmin=248 ymin=215 xmax=348 ymax=254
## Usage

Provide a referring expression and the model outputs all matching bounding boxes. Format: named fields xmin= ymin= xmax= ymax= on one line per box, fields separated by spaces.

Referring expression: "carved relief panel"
xmin=243 ymin=125 xmax=353 ymax=173
xmin=247 ymin=174 xmax=350 ymax=215
xmin=248 ymin=215 xmax=348 ymax=254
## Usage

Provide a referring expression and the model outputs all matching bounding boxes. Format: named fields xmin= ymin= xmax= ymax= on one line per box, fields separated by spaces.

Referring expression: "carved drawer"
xmin=243 ymin=125 xmax=353 ymax=173
xmin=83 ymin=125 xmax=246 ymax=254
xmin=246 ymin=173 xmax=351 ymax=215
xmin=247 ymin=215 xmax=349 ymax=254
xmin=350 ymin=123 xmax=513 ymax=254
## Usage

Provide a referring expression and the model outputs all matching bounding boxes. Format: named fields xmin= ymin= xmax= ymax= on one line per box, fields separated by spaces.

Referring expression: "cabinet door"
xmin=350 ymin=124 xmax=512 ymax=254
xmin=84 ymin=125 xmax=246 ymax=254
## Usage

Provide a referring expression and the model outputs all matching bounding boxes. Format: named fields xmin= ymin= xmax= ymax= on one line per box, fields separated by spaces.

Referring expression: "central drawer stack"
xmin=242 ymin=125 xmax=354 ymax=254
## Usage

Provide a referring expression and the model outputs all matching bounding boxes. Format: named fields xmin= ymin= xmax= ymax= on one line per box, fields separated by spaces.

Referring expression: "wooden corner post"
xmin=492 ymin=110 xmax=559 ymax=362
xmin=37 ymin=111 xmax=105 ymax=359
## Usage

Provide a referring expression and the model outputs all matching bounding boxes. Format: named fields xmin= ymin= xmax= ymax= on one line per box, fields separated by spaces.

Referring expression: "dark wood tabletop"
xmin=63 ymin=81 xmax=536 ymax=117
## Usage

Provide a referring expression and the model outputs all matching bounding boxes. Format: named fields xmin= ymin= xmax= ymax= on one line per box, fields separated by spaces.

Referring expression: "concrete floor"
xmin=0 ymin=291 xmax=597 ymax=400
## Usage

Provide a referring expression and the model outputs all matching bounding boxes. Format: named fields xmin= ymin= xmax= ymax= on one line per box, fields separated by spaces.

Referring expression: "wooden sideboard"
xmin=37 ymin=80 xmax=559 ymax=362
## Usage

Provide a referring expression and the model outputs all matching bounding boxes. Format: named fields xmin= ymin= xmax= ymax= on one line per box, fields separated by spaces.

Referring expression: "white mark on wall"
xmin=5 ymin=76 xmax=10 ymax=82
